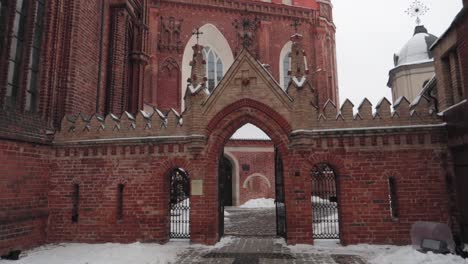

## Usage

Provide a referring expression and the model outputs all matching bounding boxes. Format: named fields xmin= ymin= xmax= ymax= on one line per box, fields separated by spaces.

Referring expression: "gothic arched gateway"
xmin=53 ymin=44 xmax=449 ymax=247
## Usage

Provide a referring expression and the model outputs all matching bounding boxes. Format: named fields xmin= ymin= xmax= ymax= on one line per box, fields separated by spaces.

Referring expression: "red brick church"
xmin=0 ymin=0 xmax=467 ymax=256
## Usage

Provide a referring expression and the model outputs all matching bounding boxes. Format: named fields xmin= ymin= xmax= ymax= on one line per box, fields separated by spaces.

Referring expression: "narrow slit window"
xmin=388 ymin=177 xmax=399 ymax=219
xmin=0 ymin=0 xmax=8 ymax=55
xmin=71 ymin=184 xmax=79 ymax=223
xmin=117 ymin=184 xmax=124 ymax=221
xmin=25 ymin=0 xmax=46 ymax=112
xmin=5 ymin=0 xmax=28 ymax=106
xmin=283 ymin=52 xmax=291 ymax=90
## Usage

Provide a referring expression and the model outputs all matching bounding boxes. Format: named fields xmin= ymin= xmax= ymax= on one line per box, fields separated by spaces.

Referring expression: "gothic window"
xmin=6 ymin=0 xmax=29 ymax=106
xmin=0 ymin=0 xmax=7 ymax=55
xmin=157 ymin=58 xmax=180 ymax=111
xmin=202 ymin=46 xmax=224 ymax=92
xmin=282 ymin=52 xmax=291 ymax=90
xmin=25 ymin=0 xmax=45 ymax=112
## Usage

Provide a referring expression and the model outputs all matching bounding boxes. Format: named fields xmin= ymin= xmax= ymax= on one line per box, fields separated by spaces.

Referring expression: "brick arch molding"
xmin=243 ymin=173 xmax=272 ymax=189
xmin=205 ymin=99 xmax=292 ymax=159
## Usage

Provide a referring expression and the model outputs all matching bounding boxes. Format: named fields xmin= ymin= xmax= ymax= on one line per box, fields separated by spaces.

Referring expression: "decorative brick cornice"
xmin=155 ymin=0 xmax=318 ymax=22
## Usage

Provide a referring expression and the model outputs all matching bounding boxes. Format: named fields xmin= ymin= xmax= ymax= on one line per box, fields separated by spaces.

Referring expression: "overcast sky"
xmin=232 ymin=0 xmax=463 ymax=139
xmin=335 ymin=0 xmax=462 ymax=107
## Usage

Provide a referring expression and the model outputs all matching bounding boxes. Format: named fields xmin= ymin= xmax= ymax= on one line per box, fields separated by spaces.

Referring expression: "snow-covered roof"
xmin=394 ymin=26 xmax=437 ymax=67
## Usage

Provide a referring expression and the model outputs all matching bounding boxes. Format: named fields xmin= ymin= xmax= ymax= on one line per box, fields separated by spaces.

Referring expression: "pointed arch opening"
xmin=205 ymin=101 xmax=291 ymax=240
xmin=181 ymin=24 xmax=234 ymax=109
xmin=169 ymin=167 xmax=190 ymax=239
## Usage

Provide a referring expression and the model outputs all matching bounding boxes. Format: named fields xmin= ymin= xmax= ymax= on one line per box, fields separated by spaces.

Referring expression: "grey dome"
xmin=394 ymin=26 xmax=438 ymax=67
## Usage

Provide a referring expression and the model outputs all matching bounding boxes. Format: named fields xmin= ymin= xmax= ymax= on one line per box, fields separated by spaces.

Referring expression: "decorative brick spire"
xmin=288 ymin=33 xmax=309 ymax=88
xmin=186 ymin=44 xmax=209 ymax=96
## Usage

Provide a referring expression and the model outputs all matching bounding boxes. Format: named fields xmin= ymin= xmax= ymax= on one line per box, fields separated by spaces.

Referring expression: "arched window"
xmin=282 ymin=52 xmax=291 ymax=90
xmin=202 ymin=46 xmax=224 ymax=92
xmin=6 ymin=0 xmax=29 ymax=106
xmin=279 ymin=41 xmax=292 ymax=90
xmin=181 ymin=24 xmax=234 ymax=110
xmin=26 ymin=0 xmax=46 ymax=112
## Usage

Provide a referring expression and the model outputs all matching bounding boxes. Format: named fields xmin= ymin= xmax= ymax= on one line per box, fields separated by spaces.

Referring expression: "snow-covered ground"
xmin=1 ymin=237 xmax=467 ymax=264
xmin=289 ymin=240 xmax=468 ymax=264
xmin=239 ymin=198 xmax=275 ymax=208
xmin=0 ymin=242 xmax=187 ymax=264
xmin=0 ymin=238 xmax=235 ymax=264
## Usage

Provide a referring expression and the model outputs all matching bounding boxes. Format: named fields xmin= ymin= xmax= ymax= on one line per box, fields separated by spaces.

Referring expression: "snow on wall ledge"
xmin=56 ymin=96 xmax=441 ymax=143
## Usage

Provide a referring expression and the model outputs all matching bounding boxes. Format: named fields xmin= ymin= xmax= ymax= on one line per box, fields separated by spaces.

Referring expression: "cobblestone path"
xmin=224 ymin=207 xmax=277 ymax=237
xmin=175 ymin=207 xmax=367 ymax=264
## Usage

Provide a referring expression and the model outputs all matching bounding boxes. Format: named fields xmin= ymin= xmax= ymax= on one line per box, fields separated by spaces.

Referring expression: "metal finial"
xmin=192 ymin=28 xmax=203 ymax=44
xmin=405 ymin=0 xmax=429 ymax=26
xmin=290 ymin=19 xmax=302 ymax=33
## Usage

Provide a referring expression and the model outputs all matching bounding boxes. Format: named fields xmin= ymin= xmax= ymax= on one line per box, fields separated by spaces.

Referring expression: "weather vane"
xmin=405 ymin=0 xmax=429 ymax=26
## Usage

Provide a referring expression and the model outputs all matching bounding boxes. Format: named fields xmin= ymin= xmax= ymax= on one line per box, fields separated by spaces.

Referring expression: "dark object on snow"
xmin=411 ymin=221 xmax=455 ymax=253
xmin=454 ymin=235 xmax=468 ymax=259
xmin=1 ymin=250 xmax=21 ymax=260
xmin=419 ymin=239 xmax=450 ymax=254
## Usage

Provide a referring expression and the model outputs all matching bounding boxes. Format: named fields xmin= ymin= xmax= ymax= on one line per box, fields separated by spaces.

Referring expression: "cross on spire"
xmin=290 ymin=19 xmax=301 ymax=33
xmin=192 ymin=28 xmax=203 ymax=44
xmin=405 ymin=0 xmax=429 ymax=26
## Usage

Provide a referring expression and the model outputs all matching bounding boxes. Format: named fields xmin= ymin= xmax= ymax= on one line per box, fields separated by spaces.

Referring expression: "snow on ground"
xmin=0 ymin=242 xmax=187 ymax=264
xmin=370 ymin=246 xmax=468 ymax=264
xmin=239 ymin=198 xmax=275 ymax=208
xmin=0 ymin=237 xmax=236 ymax=264
xmin=288 ymin=239 xmax=468 ymax=264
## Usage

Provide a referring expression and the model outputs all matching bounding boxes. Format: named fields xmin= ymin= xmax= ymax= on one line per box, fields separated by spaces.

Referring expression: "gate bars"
xmin=311 ymin=163 xmax=340 ymax=239
xmin=170 ymin=168 xmax=190 ymax=239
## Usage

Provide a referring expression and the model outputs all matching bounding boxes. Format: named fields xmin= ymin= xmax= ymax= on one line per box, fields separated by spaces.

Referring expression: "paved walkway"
xmin=175 ymin=207 xmax=367 ymax=264
xmin=224 ymin=206 xmax=277 ymax=237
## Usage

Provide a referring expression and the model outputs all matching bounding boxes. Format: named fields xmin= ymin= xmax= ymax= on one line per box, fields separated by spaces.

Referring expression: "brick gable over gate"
xmin=0 ymin=0 xmax=458 ymax=255
xmin=51 ymin=48 xmax=451 ymax=246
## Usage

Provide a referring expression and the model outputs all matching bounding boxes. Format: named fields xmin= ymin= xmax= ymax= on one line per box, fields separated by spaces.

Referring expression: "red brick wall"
xmin=48 ymin=144 xmax=189 ymax=243
xmin=225 ymin=140 xmax=275 ymax=205
xmin=327 ymin=147 xmax=449 ymax=245
xmin=148 ymin=0 xmax=337 ymax=112
xmin=0 ymin=140 xmax=50 ymax=255
xmin=457 ymin=12 xmax=468 ymax=97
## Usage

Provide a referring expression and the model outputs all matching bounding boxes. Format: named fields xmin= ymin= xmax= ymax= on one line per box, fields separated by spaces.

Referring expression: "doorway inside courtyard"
xmin=217 ymin=123 xmax=286 ymax=238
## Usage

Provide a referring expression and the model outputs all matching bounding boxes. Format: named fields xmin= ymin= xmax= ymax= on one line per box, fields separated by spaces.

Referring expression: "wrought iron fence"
xmin=170 ymin=168 xmax=190 ymax=239
xmin=311 ymin=163 xmax=339 ymax=239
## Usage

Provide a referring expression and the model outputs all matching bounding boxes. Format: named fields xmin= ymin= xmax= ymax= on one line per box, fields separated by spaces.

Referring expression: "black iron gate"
xmin=275 ymin=147 xmax=287 ymax=238
xmin=218 ymin=154 xmax=226 ymax=238
xmin=170 ymin=168 xmax=190 ymax=239
xmin=311 ymin=163 xmax=339 ymax=239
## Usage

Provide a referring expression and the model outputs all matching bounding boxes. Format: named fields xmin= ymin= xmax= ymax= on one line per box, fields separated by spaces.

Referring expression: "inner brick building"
xmin=0 ymin=0 xmax=467 ymax=256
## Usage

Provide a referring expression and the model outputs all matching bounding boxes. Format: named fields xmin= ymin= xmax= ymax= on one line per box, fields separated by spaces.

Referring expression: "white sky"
xmin=335 ymin=0 xmax=462 ymax=107
xmin=232 ymin=0 xmax=463 ymax=139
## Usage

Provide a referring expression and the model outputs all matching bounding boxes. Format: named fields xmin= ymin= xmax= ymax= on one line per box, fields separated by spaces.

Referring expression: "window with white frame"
xmin=202 ymin=46 xmax=224 ymax=92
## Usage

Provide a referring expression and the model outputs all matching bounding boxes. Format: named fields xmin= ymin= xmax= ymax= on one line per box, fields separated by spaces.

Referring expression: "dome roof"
xmin=394 ymin=26 xmax=438 ymax=67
